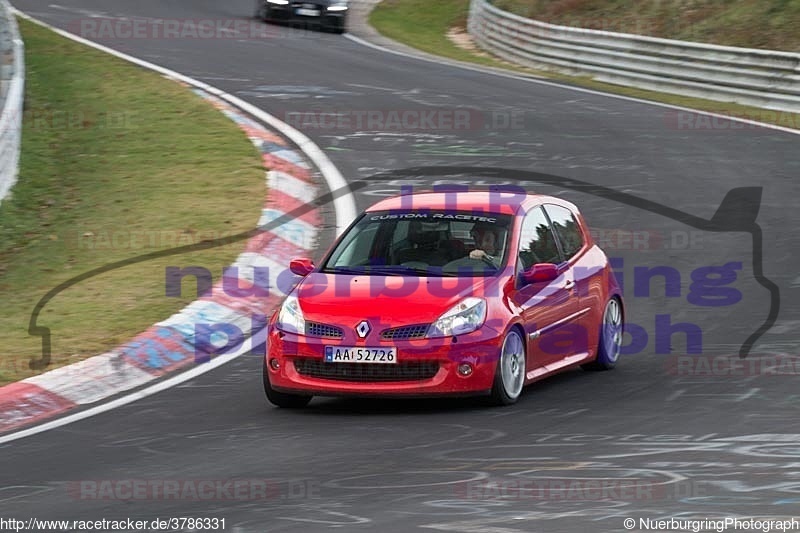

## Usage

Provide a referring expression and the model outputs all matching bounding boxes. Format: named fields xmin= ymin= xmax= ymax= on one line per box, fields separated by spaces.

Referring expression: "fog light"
xmin=457 ymin=363 xmax=473 ymax=377
xmin=269 ymin=358 xmax=281 ymax=371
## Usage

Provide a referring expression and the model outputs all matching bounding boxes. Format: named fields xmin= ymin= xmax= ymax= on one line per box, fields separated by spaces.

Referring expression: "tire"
xmin=490 ymin=329 xmax=526 ymax=405
xmin=263 ymin=359 xmax=312 ymax=408
xmin=582 ymin=297 xmax=623 ymax=371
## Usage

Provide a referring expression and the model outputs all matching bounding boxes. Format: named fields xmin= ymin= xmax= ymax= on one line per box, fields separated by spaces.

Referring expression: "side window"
xmin=544 ymin=204 xmax=584 ymax=260
xmin=518 ymin=207 xmax=561 ymax=270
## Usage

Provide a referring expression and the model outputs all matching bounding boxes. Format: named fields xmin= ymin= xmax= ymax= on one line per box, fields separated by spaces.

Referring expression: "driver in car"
xmin=469 ymin=223 xmax=501 ymax=267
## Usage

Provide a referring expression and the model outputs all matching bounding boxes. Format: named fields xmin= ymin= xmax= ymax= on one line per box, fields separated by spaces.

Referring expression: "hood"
xmin=293 ymin=272 xmax=501 ymax=328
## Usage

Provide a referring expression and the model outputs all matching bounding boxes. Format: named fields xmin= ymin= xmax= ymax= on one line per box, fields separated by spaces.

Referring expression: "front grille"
xmin=306 ymin=322 xmax=344 ymax=338
xmin=381 ymin=324 xmax=430 ymax=340
xmin=294 ymin=359 xmax=440 ymax=382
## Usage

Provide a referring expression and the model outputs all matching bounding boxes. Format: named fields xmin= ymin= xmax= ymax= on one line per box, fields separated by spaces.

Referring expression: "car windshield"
xmin=321 ymin=210 xmax=513 ymax=277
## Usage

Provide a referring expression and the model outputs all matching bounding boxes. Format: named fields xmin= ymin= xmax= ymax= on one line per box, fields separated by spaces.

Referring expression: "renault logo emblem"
xmin=355 ymin=320 xmax=371 ymax=339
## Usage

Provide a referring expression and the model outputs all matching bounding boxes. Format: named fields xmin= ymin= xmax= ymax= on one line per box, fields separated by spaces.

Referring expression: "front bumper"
xmin=266 ymin=326 xmax=504 ymax=397
xmin=265 ymin=4 xmax=347 ymax=26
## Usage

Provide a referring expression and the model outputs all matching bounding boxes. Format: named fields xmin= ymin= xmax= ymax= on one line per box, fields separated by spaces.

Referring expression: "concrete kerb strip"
xmin=0 ymin=9 xmax=356 ymax=438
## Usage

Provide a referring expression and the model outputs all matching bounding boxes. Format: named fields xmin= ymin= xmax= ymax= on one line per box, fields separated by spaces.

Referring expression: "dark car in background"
xmin=255 ymin=0 xmax=349 ymax=33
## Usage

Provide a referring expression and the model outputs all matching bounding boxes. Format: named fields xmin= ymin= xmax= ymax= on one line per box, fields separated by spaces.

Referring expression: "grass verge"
xmin=493 ymin=0 xmax=800 ymax=52
xmin=0 ymin=19 xmax=265 ymax=385
xmin=369 ymin=0 xmax=800 ymax=131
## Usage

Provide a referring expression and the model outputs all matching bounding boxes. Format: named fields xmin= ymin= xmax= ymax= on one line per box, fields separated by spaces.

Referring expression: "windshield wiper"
xmin=324 ymin=265 xmax=456 ymax=277
xmin=322 ymin=266 xmax=375 ymax=275
xmin=394 ymin=265 xmax=458 ymax=277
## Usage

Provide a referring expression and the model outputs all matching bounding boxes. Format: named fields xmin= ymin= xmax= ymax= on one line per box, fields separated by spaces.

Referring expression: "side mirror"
xmin=289 ymin=258 xmax=315 ymax=277
xmin=522 ymin=263 xmax=558 ymax=284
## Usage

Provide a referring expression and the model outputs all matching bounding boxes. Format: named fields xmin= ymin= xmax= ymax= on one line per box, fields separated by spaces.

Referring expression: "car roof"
xmin=365 ymin=190 xmax=577 ymax=216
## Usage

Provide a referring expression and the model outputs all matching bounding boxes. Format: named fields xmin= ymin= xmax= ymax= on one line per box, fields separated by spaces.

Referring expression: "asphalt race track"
xmin=3 ymin=1 xmax=800 ymax=531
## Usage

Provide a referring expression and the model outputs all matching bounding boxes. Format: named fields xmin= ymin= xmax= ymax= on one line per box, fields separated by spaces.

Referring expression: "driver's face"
xmin=475 ymin=230 xmax=497 ymax=255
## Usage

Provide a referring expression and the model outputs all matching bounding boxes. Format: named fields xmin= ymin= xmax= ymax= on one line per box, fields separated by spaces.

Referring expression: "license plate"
xmin=296 ymin=8 xmax=320 ymax=16
xmin=325 ymin=346 xmax=397 ymax=364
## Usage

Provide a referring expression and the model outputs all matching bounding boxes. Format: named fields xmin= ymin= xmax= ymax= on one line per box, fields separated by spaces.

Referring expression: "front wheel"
xmin=263 ymin=360 xmax=312 ymax=408
xmin=490 ymin=329 xmax=526 ymax=405
xmin=582 ymin=297 xmax=623 ymax=371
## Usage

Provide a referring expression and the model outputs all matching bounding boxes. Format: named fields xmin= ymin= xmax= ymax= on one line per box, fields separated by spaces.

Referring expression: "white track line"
xmin=344 ymin=33 xmax=800 ymax=136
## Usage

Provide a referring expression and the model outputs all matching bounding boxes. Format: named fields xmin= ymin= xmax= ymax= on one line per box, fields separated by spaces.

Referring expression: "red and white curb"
xmin=0 ymin=10 xmax=356 ymax=439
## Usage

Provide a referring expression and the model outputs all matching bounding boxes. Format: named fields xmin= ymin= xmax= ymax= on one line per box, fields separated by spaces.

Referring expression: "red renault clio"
xmin=264 ymin=190 xmax=623 ymax=407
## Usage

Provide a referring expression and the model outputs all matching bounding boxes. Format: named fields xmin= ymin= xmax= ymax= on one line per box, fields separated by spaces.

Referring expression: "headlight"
xmin=267 ymin=0 xmax=289 ymax=5
xmin=427 ymin=298 xmax=486 ymax=338
xmin=276 ymin=295 xmax=306 ymax=335
xmin=328 ymin=1 xmax=348 ymax=10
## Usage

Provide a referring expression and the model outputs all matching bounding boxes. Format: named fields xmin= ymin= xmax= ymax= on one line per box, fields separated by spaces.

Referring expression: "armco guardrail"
xmin=468 ymin=0 xmax=800 ymax=113
xmin=0 ymin=0 xmax=24 ymax=204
